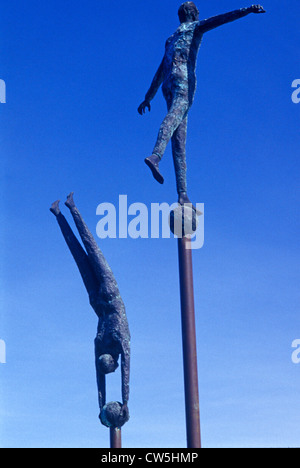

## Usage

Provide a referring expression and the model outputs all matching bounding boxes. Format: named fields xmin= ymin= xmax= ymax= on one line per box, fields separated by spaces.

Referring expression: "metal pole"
xmin=110 ymin=427 xmax=122 ymax=448
xmin=178 ymin=235 xmax=201 ymax=448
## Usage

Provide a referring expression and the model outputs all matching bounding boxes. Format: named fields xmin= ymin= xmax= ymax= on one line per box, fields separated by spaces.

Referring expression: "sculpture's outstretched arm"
xmin=138 ymin=58 xmax=164 ymax=115
xmin=97 ymin=373 xmax=106 ymax=411
xmin=113 ymin=340 xmax=130 ymax=426
xmin=121 ymin=342 xmax=130 ymax=406
xmin=95 ymin=344 xmax=106 ymax=411
xmin=197 ymin=5 xmax=265 ymax=34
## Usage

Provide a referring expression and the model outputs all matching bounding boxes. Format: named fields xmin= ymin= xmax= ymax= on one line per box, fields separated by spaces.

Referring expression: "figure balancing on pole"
xmin=138 ymin=2 xmax=265 ymax=210
xmin=50 ymin=193 xmax=131 ymax=431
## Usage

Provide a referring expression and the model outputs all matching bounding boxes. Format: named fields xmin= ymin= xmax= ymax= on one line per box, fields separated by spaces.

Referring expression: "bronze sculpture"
xmin=138 ymin=3 xmax=266 ymax=208
xmin=50 ymin=193 xmax=130 ymax=429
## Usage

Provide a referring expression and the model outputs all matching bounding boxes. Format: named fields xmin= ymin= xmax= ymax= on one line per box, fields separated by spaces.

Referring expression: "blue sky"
xmin=0 ymin=0 xmax=299 ymax=448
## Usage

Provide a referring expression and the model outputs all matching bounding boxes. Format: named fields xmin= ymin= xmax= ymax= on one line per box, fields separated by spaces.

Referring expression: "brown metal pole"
xmin=178 ymin=235 xmax=201 ymax=448
xmin=110 ymin=427 xmax=122 ymax=448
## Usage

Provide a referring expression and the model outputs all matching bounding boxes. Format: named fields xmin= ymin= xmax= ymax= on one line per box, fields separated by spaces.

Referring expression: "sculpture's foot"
xmin=145 ymin=155 xmax=164 ymax=185
xmin=178 ymin=192 xmax=202 ymax=216
xmin=65 ymin=192 xmax=75 ymax=210
xmin=50 ymin=200 xmax=61 ymax=217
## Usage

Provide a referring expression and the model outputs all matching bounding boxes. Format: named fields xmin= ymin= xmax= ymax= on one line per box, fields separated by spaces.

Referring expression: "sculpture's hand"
xmin=138 ymin=100 xmax=151 ymax=115
xmin=119 ymin=402 xmax=130 ymax=426
xmin=249 ymin=4 xmax=266 ymax=13
xmin=99 ymin=401 xmax=130 ymax=428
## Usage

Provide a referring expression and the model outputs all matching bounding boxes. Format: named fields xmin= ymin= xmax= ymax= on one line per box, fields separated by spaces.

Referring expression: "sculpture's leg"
xmin=65 ymin=193 xmax=119 ymax=295
xmin=171 ymin=115 xmax=188 ymax=196
xmin=50 ymin=201 xmax=98 ymax=295
xmin=171 ymin=116 xmax=201 ymax=213
xmin=152 ymin=93 xmax=189 ymax=162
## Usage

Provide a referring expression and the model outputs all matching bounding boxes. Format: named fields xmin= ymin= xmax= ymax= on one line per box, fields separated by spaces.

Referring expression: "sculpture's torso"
xmin=94 ymin=295 xmax=130 ymax=359
xmin=162 ymin=21 xmax=203 ymax=99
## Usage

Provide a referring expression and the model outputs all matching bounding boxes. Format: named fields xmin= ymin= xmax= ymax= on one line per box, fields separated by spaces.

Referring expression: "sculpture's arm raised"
xmin=197 ymin=5 xmax=265 ymax=34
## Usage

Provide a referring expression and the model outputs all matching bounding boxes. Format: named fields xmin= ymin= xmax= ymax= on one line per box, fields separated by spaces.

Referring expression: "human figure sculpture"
xmin=138 ymin=2 xmax=265 ymax=208
xmin=50 ymin=193 xmax=130 ymax=428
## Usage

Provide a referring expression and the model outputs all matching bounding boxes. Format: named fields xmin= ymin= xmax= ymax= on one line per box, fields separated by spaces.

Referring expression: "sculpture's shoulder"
xmin=176 ymin=21 xmax=199 ymax=37
xmin=165 ymin=21 xmax=201 ymax=48
xmin=95 ymin=305 xmax=130 ymax=347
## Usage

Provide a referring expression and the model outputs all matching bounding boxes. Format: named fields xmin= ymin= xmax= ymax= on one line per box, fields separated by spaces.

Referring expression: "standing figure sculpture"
xmin=50 ymin=193 xmax=130 ymax=429
xmin=138 ymin=2 xmax=265 ymax=207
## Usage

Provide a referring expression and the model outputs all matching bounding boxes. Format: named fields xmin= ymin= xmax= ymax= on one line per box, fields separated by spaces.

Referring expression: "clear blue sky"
xmin=0 ymin=0 xmax=299 ymax=448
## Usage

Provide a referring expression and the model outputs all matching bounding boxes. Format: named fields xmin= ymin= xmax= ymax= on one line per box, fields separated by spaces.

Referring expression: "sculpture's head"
xmin=178 ymin=2 xmax=199 ymax=23
xmin=99 ymin=354 xmax=119 ymax=374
